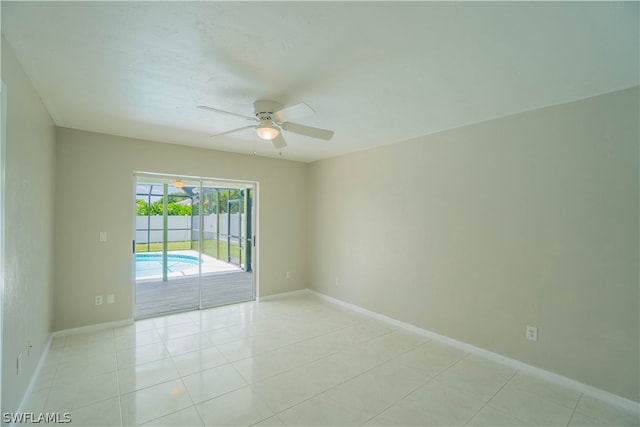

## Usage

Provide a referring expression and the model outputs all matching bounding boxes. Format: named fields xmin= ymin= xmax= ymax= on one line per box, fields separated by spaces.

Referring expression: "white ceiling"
xmin=2 ymin=2 xmax=638 ymax=162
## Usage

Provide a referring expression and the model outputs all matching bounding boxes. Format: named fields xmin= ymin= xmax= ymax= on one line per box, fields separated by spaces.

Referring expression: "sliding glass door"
xmin=134 ymin=178 xmax=201 ymax=317
xmin=199 ymin=181 xmax=254 ymax=309
xmin=134 ymin=174 xmax=255 ymax=319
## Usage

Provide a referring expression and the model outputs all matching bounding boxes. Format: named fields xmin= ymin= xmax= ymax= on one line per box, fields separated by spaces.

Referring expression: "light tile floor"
xmin=25 ymin=293 xmax=639 ymax=426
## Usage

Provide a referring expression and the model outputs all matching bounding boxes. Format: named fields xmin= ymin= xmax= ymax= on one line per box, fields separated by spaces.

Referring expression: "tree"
xmin=136 ymin=199 xmax=149 ymax=215
xmin=136 ymin=197 xmax=192 ymax=216
xmin=136 ymin=190 xmax=246 ymax=216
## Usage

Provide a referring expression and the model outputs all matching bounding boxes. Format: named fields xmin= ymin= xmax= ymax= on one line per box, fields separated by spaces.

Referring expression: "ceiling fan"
xmin=198 ymin=100 xmax=334 ymax=150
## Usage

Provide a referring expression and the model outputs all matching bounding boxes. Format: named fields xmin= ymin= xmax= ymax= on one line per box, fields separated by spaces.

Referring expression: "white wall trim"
xmin=306 ymin=289 xmax=640 ymax=413
xmin=52 ymin=318 xmax=134 ymax=338
xmin=257 ymin=288 xmax=308 ymax=302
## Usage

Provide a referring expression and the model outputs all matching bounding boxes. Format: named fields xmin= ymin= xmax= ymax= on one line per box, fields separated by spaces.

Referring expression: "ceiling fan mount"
xmin=198 ymin=100 xmax=334 ymax=151
xmin=253 ymin=100 xmax=283 ymax=120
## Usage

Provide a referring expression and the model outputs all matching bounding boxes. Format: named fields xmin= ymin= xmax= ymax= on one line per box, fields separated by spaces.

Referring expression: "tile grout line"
xmin=38 ymin=350 xmax=60 ymax=416
xmin=249 ymin=413 xmax=285 ymax=427
xmin=192 ymin=397 xmax=207 ymax=427
xmin=213 ymin=328 xmax=420 ymax=423
xmin=134 ymin=380 xmax=199 ymax=426
xmin=39 ymin=331 xmax=123 ymax=423
xmin=356 ymin=376 xmax=432 ymax=426
xmin=179 ymin=377 xmax=202 ymax=426
xmin=119 ymin=321 xmax=182 ymax=425
xmin=225 ymin=316 xmax=396 ymax=384
xmin=279 ymin=338 xmax=430 ymax=425
xmin=566 ymin=393 xmax=584 ymax=427
xmin=357 ymin=343 xmax=474 ymax=426
xmin=184 ymin=319 xmax=405 ymax=422
xmin=173 ymin=312 xmax=252 ymax=426
xmin=462 ymin=368 xmax=520 ymax=426
xmin=111 ymin=327 xmax=125 ymax=427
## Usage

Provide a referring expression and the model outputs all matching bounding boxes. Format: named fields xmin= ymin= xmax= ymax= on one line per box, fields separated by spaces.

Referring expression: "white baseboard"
xmin=52 ymin=318 xmax=134 ymax=338
xmin=257 ymin=288 xmax=309 ymax=302
xmin=306 ymin=289 xmax=640 ymax=414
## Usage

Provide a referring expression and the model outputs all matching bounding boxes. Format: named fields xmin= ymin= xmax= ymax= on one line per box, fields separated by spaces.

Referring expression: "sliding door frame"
xmin=132 ymin=172 xmax=258 ymax=318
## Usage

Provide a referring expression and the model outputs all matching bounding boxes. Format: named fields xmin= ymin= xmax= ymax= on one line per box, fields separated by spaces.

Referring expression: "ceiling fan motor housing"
xmin=254 ymin=100 xmax=283 ymax=121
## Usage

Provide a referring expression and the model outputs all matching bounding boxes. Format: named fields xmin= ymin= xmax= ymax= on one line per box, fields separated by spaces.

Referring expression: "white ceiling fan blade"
xmin=198 ymin=105 xmax=255 ymax=121
xmin=281 ymin=121 xmax=334 ymax=141
xmin=272 ymin=134 xmax=287 ymax=150
xmin=210 ymin=125 xmax=255 ymax=138
xmin=273 ymin=102 xmax=314 ymax=123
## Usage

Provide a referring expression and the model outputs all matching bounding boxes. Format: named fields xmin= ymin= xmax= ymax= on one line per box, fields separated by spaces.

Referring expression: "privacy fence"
xmin=135 ymin=213 xmax=243 ymax=244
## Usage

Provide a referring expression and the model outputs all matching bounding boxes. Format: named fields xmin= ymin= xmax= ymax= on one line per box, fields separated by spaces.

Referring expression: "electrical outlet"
xmin=95 ymin=295 xmax=103 ymax=305
xmin=286 ymin=272 xmax=291 ymax=279
xmin=99 ymin=231 xmax=107 ymax=242
xmin=526 ymin=325 xmax=538 ymax=342
xmin=27 ymin=340 xmax=32 ymax=357
xmin=336 ymin=277 xmax=340 ymax=286
xmin=107 ymin=294 xmax=115 ymax=304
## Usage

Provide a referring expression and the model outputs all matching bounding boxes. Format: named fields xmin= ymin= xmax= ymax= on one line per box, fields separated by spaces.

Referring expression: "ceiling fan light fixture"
xmin=256 ymin=120 xmax=280 ymax=140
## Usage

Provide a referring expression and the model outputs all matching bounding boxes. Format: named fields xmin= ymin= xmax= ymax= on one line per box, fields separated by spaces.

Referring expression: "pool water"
xmin=136 ymin=253 xmax=202 ymax=278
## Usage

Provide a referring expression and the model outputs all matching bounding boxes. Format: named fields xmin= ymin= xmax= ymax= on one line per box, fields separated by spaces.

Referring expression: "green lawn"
xmin=136 ymin=239 xmax=243 ymax=264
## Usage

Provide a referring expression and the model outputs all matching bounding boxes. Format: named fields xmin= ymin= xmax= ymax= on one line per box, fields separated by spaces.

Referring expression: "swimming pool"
xmin=135 ymin=253 xmax=202 ymax=278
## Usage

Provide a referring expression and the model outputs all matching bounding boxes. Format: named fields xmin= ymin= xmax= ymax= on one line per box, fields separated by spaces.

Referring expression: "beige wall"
xmin=308 ymin=87 xmax=639 ymax=401
xmin=54 ymin=128 xmax=307 ymax=331
xmin=1 ymin=37 xmax=56 ymax=415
